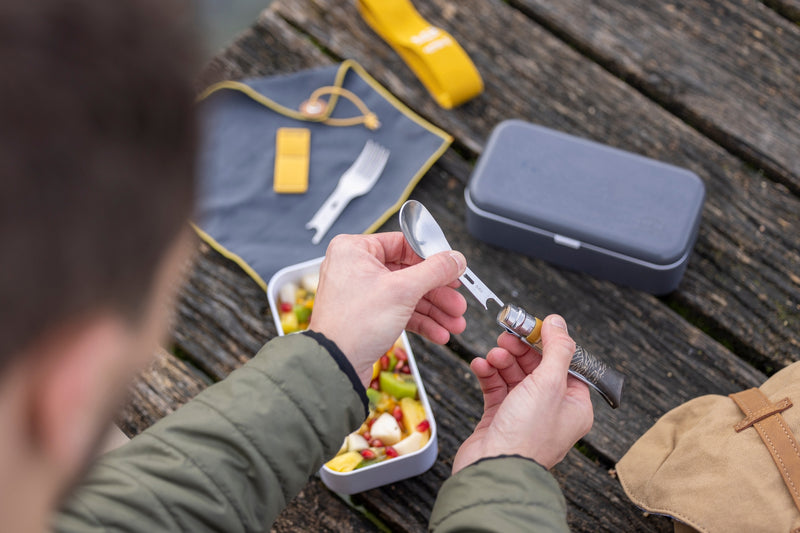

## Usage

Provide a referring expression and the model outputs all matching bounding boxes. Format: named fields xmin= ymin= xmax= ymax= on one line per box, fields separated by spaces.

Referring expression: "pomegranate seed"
xmin=369 ymin=378 xmax=380 ymax=390
xmin=370 ymin=438 xmax=384 ymax=448
xmin=392 ymin=405 xmax=403 ymax=422
xmin=416 ymin=420 xmax=430 ymax=432
xmin=400 ymin=365 xmax=411 ymax=374
xmin=279 ymin=302 xmax=293 ymax=313
xmin=362 ymin=431 xmax=371 ymax=441
xmin=394 ymin=347 xmax=408 ymax=361
xmin=395 ymin=360 xmax=405 ymax=372
xmin=367 ymin=418 xmax=376 ymax=429
xmin=380 ymin=354 xmax=390 ymax=370
xmin=360 ymin=449 xmax=376 ymax=460
xmin=385 ymin=446 xmax=398 ymax=458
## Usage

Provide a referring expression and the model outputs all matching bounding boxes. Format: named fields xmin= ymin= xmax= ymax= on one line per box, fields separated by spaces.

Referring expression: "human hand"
xmin=308 ymin=232 xmax=467 ymax=387
xmin=452 ymin=315 xmax=594 ymax=473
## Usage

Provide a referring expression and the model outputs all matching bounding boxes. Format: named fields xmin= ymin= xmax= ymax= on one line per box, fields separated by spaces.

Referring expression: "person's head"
xmin=0 ymin=0 xmax=198 ymax=526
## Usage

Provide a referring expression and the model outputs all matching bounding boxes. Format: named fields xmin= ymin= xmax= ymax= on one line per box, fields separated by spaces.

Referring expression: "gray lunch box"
xmin=465 ymin=120 xmax=705 ymax=294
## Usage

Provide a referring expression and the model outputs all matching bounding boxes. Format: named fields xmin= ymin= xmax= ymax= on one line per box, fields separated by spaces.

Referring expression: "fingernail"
xmin=548 ymin=315 xmax=567 ymax=331
xmin=449 ymin=251 xmax=467 ymax=275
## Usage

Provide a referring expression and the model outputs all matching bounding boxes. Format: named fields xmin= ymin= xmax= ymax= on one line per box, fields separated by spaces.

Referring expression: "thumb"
xmin=538 ymin=314 xmax=576 ymax=379
xmin=396 ymin=250 xmax=466 ymax=298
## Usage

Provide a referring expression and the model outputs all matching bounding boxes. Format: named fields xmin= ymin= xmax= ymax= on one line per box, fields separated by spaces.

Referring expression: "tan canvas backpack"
xmin=617 ymin=361 xmax=800 ymax=533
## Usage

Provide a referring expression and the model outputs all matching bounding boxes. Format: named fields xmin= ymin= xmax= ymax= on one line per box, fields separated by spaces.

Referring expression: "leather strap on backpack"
xmin=731 ymin=387 xmax=800 ymax=522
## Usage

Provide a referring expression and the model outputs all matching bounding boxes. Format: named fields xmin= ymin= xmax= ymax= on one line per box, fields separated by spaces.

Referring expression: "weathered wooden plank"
xmin=116 ymin=347 xmax=208 ymax=436
xmin=762 ymin=0 xmax=800 ymax=22
xmin=271 ymin=0 xmax=800 ymax=374
xmin=197 ymin=17 xmax=332 ymax=90
xmin=171 ymin=242 xmax=275 ymax=381
xmin=510 ymin=0 xmax=800 ymax=195
xmin=272 ymin=480 xmax=379 ymax=532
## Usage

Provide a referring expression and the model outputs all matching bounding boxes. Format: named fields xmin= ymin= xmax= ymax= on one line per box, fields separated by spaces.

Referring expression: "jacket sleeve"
xmin=54 ymin=331 xmax=367 ymax=533
xmin=429 ymin=455 xmax=570 ymax=533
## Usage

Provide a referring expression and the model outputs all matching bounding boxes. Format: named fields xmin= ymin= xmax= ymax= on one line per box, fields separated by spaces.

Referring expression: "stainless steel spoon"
xmin=399 ymin=199 xmax=624 ymax=408
xmin=399 ymin=199 xmax=504 ymax=310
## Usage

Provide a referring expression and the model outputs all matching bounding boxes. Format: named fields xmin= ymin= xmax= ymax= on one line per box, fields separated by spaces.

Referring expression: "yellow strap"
xmin=357 ymin=0 xmax=483 ymax=109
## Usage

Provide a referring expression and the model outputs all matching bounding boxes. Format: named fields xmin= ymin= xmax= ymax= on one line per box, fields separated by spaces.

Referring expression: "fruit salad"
xmin=276 ymin=272 xmax=319 ymax=334
xmin=326 ymin=339 xmax=431 ymax=473
xmin=276 ymin=277 xmax=431 ymax=472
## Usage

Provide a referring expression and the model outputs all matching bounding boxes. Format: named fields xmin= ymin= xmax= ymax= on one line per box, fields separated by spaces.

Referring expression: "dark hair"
xmin=0 ymin=0 xmax=198 ymax=367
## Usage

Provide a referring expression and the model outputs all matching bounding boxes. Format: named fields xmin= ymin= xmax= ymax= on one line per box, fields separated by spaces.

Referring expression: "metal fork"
xmin=306 ymin=140 xmax=390 ymax=244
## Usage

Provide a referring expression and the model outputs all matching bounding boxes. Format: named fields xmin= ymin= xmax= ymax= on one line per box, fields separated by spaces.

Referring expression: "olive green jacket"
xmin=56 ymin=332 xmax=568 ymax=532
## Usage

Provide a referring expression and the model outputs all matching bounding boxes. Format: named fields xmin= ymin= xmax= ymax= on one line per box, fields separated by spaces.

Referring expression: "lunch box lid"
xmin=467 ymin=120 xmax=705 ymax=265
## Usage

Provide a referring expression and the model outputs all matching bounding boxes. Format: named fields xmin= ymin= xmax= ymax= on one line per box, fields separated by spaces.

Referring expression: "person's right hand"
xmin=451 ymin=315 xmax=594 ymax=473
xmin=308 ymin=233 xmax=467 ymax=387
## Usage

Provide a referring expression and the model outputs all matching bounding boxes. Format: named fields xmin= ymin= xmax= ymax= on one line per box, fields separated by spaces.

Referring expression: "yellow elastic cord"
xmin=197 ymin=81 xmax=380 ymax=130
xmin=357 ymin=0 xmax=483 ymax=109
xmin=300 ymin=86 xmax=380 ymax=130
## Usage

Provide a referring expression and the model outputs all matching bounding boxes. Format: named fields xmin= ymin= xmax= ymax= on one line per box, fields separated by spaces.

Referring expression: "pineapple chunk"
xmin=326 ymin=451 xmax=363 ymax=473
xmin=280 ymin=311 xmax=299 ymax=334
xmin=400 ymin=398 xmax=428 ymax=436
xmin=371 ymin=359 xmax=381 ymax=381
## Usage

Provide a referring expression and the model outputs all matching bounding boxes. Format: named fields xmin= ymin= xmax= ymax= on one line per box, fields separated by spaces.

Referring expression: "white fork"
xmin=306 ymin=140 xmax=390 ymax=244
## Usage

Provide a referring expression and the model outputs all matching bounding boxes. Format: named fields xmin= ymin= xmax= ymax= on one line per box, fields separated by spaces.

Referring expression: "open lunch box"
xmin=267 ymin=257 xmax=438 ymax=494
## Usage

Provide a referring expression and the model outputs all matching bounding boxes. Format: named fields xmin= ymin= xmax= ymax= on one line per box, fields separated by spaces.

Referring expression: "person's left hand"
xmin=452 ymin=317 xmax=593 ymax=473
xmin=308 ymin=232 xmax=467 ymax=386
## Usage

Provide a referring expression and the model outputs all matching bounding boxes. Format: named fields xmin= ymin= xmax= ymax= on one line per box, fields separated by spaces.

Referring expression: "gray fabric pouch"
xmin=196 ymin=60 xmax=451 ymax=289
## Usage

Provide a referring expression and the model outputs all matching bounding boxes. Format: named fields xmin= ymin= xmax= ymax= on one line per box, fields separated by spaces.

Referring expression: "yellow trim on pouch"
xmin=191 ymin=223 xmax=268 ymax=292
xmin=357 ymin=0 xmax=483 ymax=109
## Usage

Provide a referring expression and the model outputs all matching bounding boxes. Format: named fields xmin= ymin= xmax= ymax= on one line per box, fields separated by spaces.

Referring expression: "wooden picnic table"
xmin=115 ymin=0 xmax=800 ymax=531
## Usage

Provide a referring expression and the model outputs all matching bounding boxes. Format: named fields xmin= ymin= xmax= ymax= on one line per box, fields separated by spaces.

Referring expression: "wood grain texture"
xmin=762 ymin=0 xmax=800 ymax=21
xmin=272 ymin=480 xmax=379 ymax=532
xmin=271 ymin=0 xmax=800 ymax=373
xmin=171 ymin=242 xmax=274 ymax=381
xmin=510 ymin=0 xmax=800 ymax=195
xmin=116 ymin=347 xmax=208 ymax=436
